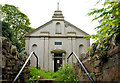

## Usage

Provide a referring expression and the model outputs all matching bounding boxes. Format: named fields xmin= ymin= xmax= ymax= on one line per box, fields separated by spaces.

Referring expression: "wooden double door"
xmin=54 ymin=53 xmax=62 ymax=72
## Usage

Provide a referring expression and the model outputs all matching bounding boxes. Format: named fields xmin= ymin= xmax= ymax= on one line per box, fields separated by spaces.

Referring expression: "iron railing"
xmin=12 ymin=51 xmax=38 ymax=83
xmin=67 ymin=52 xmax=94 ymax=83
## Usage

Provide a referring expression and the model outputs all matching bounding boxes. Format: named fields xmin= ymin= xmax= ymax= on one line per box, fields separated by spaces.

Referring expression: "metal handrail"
xmin=67 ymin=52 xmax=94 ymax=83
xmin=12 ymin=51 xmax=38 ymax=83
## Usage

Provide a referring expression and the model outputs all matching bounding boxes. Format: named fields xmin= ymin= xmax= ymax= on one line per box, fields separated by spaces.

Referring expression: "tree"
xmin=2 ymin=4 xmax=34 ymax=52
xmin=2 ymin=21 xmax=23 ymax=51
xmin=86 ymin=1 xmax=120 ymax=57
xmin=2 ymin=21 xmax=13 ymax=41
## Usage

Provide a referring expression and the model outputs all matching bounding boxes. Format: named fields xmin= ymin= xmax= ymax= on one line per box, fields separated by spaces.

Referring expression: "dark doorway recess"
xmin=54 ymin=53 xmax=62 ymax=72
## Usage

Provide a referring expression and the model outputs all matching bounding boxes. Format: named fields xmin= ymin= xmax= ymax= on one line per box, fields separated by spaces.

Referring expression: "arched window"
xmin=31 ymin=44 xmax=37 ymax=67
xmin=56 ymin=22 xmax=61 ymax=34
xmin=79 ymin=44 xmax=85 ymax=60
xmin=32 ymin=44 xmax=37 ymax=52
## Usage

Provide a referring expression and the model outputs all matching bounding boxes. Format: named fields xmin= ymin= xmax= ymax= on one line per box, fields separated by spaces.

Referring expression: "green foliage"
xmin=86 ymin=1 xmax=120 ymax=57
xmin=29 ymin=67 xmax=57 ymax=79
xmin=2 ymin=4 xmax=30 ymax=27
xmin=2 ymin=21 xmax=23 ymax=52
xmin=88 ymin=1 xmax=120 ymax=42
xmin=2 ymin=21 xmax=13 ymax=41
xmin=55 ymin=63 xmax=77 ymax=82
xmin=2 ymin=4 xmax=34 ymax=52
xmin=84 ymin=1 xmax=120 ymax=65
xmin=28 ymin=76 xmax=36 ymax=83
xmin=28 ymin=63 xmax=77 ymax=82
xmin=87 ymin=47 xmax=91 ymax=51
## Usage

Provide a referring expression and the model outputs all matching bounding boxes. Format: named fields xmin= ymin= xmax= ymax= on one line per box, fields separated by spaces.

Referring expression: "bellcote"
xmin=52 ymin=3 xmax=64 ymax=20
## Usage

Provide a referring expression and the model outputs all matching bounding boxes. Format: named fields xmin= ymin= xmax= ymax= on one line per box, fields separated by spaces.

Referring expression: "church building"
xmin=25 ymin=5 xmax=90 ymax=72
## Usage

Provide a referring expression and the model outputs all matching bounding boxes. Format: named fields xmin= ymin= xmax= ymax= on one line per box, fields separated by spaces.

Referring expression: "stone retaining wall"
xmin=1 ymin=38 xmax=30 ymax=82
xmin=74 ymin=46 xmax=120 ymax=82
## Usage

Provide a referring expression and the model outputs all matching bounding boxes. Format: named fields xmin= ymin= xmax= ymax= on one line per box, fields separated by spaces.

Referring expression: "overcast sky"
xmin=0 ymin=0 xmax=104 ymax=38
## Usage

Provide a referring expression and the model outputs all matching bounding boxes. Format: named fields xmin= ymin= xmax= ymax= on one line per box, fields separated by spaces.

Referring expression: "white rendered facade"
xmin=25 ymin=9 xmax=90 ymax=72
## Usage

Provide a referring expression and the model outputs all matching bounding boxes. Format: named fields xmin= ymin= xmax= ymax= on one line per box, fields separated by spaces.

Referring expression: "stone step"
xmin=38 ymin=79 xmax=55 ymax=83
xmin=0 ymin=80 xmax=12 ymax=83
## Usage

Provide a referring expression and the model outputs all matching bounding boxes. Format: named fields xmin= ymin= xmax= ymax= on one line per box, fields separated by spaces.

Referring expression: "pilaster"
xmin=44 ymin=37 xmax=49 ymax=71
xmin=72 ymin=38 xmax=77 ymax=63
xmin=67 ymin=37 xmax=72 ymax=64
xmin=40 ymin=37 xmax=44 ymax=70
xmin=25 ymin=37 xmax=30 ymax=54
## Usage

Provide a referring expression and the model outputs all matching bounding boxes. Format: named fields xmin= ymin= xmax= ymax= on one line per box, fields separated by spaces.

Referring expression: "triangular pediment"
xmin=25 ymin=20 xmax=89 ymax=37
xmin=64 ymin=20 xmax=89 ymax=35
xmin=25 ymin=20 xmax=52 ymax=37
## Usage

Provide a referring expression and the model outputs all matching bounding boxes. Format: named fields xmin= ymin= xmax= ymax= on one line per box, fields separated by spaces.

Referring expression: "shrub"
xmin=29 ymin=67 xmax=57 ymax=79
xmin=55 ymin=63 xmax=77 ymax=82
xmin=28 ymin=63 xmax=77 ymax=82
